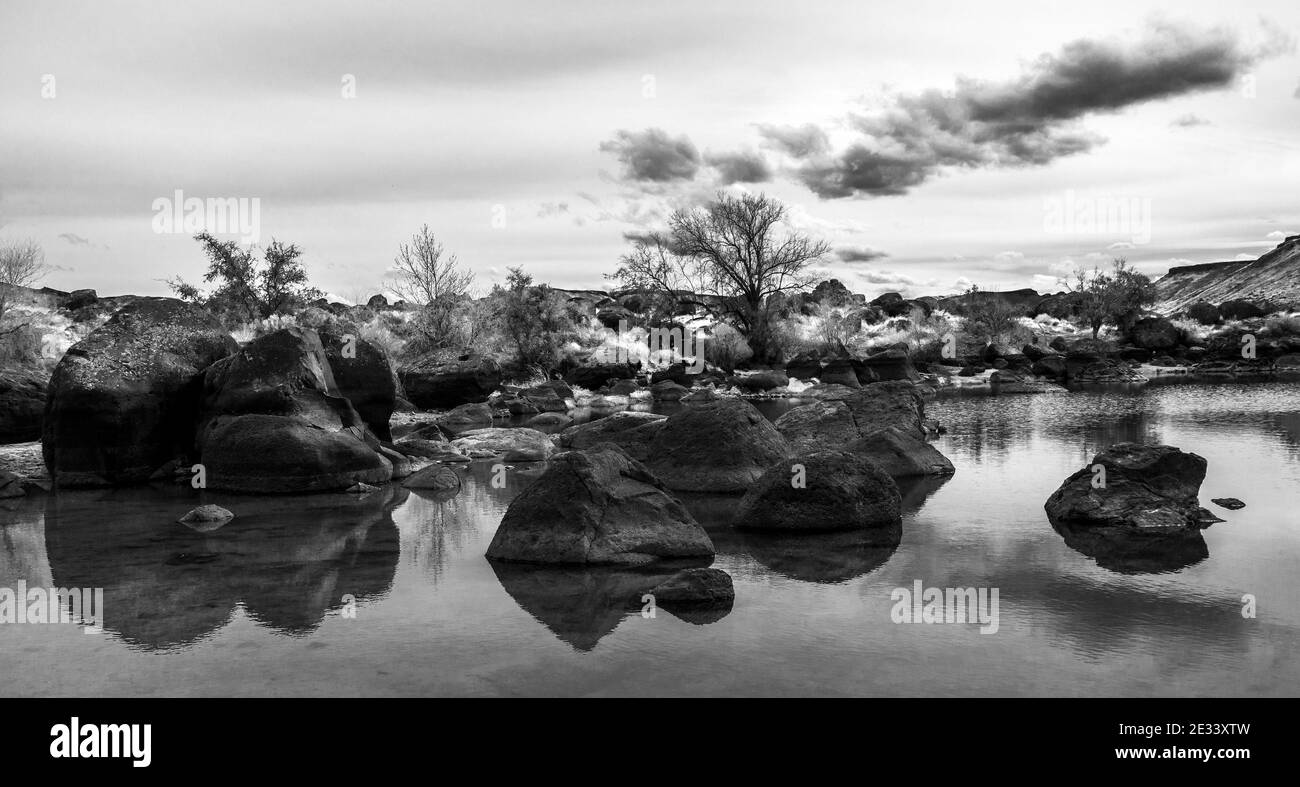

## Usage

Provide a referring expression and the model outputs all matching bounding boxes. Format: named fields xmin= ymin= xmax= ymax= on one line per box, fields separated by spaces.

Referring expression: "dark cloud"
xmin=58 ymin=232 xmax=91 ymax=246
xmin=756 ymin=123 xmax=831 ymax=158
xmin=704 ymin=150 xmax=772 ymax=184
xmin=835 ymin=245 xmax=889 ymax=263
xmin=793 ymin=22 xmax=1287 ymax=198
xmin=599 ymin=128 xmax=700 ymax=182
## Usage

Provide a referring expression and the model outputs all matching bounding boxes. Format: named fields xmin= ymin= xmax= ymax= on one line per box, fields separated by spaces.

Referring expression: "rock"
xmin=320 ymin=331 xmax=398 ymax=440
xmin=1071 ymin=360 xmax=1148 ymax=385
xmin=648 ymin=567 xmax=735 ymax=610
xmin=1022 ymin=343 xmax=1050 ymax=362
xmin=784 ymin=350 xmax=823 ymax=381
xmin=402 ymin=464 xmax=462 ymax=491
xmin=646 ymin=399 xmax=790 ymax=492
xmin=586 ymin=394 xmax=629 ymax=409
xmin=733 ymin=450 xmax=902 ymax=536
xmin=650 ymin=380 xmax=688 ymax=401
xmin=607 ymin=379 xmax=642 ymax=396
xmin=1031 ymin=354 xmax=1067 ymax=379
xmin=486 ymin=445 xmax=714 ymax=565
xmin=558 ymin=411 xmax=666 ymax=461
xmin=451 ymin=427 xmax=556 ymax=461
xmin=0 ymin=367 xmax=47 ymax=444
xmin=177 ymin=504 xmax=234 ymax=525
xmin=42 ymin=298 xmax=238 ymax=487
xmin=393 ymin=437 xmax=469 ymax=462
xmin=1211 ymin=497 xmax=1246 ymax=510
xmin=1218 ymin=299 xmax=1267 ymax=320
xmin=0 ymin=470 xmax=25 ymax=499
xmin=366 ymin=294 xmax=389 ymax=309
xmin=346 ymin=482 xmax=380 ymax=494
xmin=1044 ymin=443 xmax=1221 ymax=531
xmin=1185 ymin=301 xmax=1222 ymax=325
xmin=773 ymin=400 xmax=856 ymax=454
xmin=1129 ymin=317 xmax=1181 ymax=350
xmin=729 ymin=370 xmax=789 ymax=392
xmin=440 ymin=402 xmax=496 ymax=426
xmin=201 ymin=327 xmax=365 ymax=433
xmin=64 ymin=288 xmax=98 ymax=310
xmin=564 ymin=363 xmax=637 ymax=390
xmin=400 ymin=353 xmax=502 ymax=409
xmin=527 ymin=412 xmax=573 ymax=428
xmin=820 ymin=357 xmax=863 ymax=388
xmin=680 ymin=387 xmax=719 ymax=403
xmin=200 ymin=414 xmax=392 ymax=493
xmin=843 ymin=426 xmax=955 ymax=477
xmin=861 ymin=348 xmax=919 ymax=382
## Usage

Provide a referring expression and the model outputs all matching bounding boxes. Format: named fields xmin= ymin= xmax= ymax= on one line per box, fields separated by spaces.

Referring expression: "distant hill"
xmin=1155 ymin=236 xmax=1300 ymax=314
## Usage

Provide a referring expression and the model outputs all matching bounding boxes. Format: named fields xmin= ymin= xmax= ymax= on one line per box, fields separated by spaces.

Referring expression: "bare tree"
xmin=389 ymin=225 xmax=474 ymax=305
xmin=0 ymin=239 xmax=49 ymax=325
xmin=609 ymin=192 xmax=829 ymax=362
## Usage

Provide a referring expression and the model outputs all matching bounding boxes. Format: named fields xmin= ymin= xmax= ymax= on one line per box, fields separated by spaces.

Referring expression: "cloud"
xmin=1108 ymin=241 xmax=1136 ymax=250
xmin=790 ymin=21 xmax=1288 ymax=198
xmin=1171 ymin=113 xmax=1210 ymax=128
xmin=756 ymin=123 xmax=831 ymax=158
xmin=1266 ymin=230 xmax=1292 ymax=240
xmin=835 ymin=245 xmax=889 ymax=263
xmin=704 ymin=150 xmax=772 ymax=184
xmin=536 ymin=201 xmax=570 ymax=218
xmin=58 ymin=232 xmax=92 ymax=246
xmin=599 ymin=128 xmax=700 ymax=182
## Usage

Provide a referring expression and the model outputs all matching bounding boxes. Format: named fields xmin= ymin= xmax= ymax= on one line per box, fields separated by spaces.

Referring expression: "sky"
xmin=2 ymin=0 xmax=1299 ymax=302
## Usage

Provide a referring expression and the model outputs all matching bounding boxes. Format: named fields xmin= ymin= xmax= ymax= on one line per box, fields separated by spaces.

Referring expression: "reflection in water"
xmin=2 ymin=381 xmax=1299 ymax=695
xmin=1049 ymin=518 xmax=1209 ymax=574
xmin=38 ymin=486 xmax=402 ymax=650
xmin=488 ymin=559 xmax=712 ymax=651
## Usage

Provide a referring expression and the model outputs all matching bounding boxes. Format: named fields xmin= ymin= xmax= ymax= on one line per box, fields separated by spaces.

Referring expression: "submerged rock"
xmin=486 ymin=444 xmax=714 ymax=565
xmin=402 ymin=464 xmax=462 ymax=491
xmin=648 ymin=567 xmax=735 ymax=623
xmin=843 ymin=427 xmax=955 ymax=477
xmin=1211 ymin=497 xmax=1246 ymax=510
xmin=177 ymin=504 xmax=235 ymax=532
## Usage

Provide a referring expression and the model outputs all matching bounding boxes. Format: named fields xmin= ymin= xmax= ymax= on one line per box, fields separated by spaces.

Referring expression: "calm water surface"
xmin=2 ymin=382 xmax=1298 ymax=696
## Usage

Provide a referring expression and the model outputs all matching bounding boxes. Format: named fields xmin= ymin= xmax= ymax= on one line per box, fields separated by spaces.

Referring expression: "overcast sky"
xmin=2 ymin=0 xmax=1298 ymax=301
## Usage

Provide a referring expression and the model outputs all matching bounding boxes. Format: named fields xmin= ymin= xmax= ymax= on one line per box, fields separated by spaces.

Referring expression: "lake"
xmin=2 ymin=381 xmax=1298 ymax=696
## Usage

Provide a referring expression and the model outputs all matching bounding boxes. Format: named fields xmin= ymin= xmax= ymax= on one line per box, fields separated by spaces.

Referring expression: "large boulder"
xmin=773 ymin=399 xmax=857 ymax=454
xmin=1044 ymin=443 xmax=1220 ymax=531
xmin=1129 ymin=317 xmax=1181 ymax=351
xmin=1185 ymin=301 xmax=1222 ymax=325
xmin=0 ymin=367 xmax=47 ymax=444
xmin=200 ymin=327 xmax=367 ymax=433
xmin=1218 ymin=299 xmax=1267 ymax=320
xmin=320 ymin=331 xmax=398 ymax=441
xmin=485 ymin=444 xmax=714 ymax=565
xmin=645 ymin=399 xmax=790 ymax=492
xmin=200 ymin=414 xmax=392 ymax=493
xmin=843 ymin=426 xmax=955 ymax=477
xmin=860 ymin=348 xmax=919 ymax=382
xmin=732 ymin=450 xmax=902 ymax=536
xmin=400 ymin=352 xmax=502 ymax=409
xmin=558 ymin=411 xmax=666 ymax=462
xmin=42 ymin=298 xmax=238 ymax=486
xmin=450 ymin=427 xmax=556 ymax=461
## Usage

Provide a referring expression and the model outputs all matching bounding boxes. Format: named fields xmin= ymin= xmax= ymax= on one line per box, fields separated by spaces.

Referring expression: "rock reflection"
xmin=1049 ymin=518 xmax=1209 ymax=574
xmin=42 ymin=486 xmax=402 ymax=650
xmin=488 ymin=559 xmax=715 ymax=651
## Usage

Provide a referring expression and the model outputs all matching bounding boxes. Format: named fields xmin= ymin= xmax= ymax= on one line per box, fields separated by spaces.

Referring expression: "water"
xmin=2 ymin=382 xmax=1299 ymax=696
